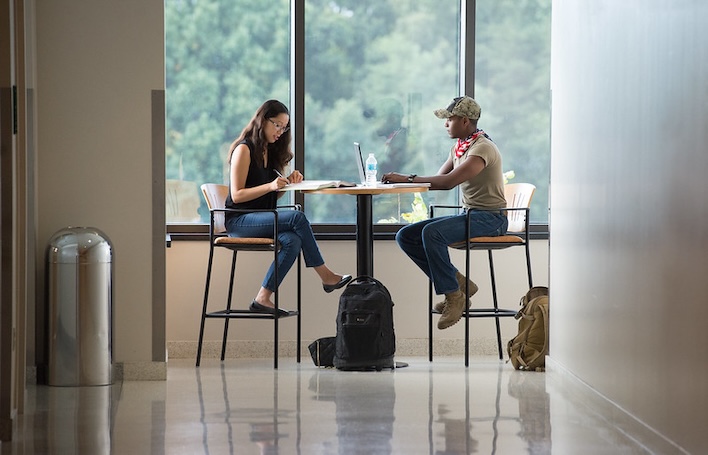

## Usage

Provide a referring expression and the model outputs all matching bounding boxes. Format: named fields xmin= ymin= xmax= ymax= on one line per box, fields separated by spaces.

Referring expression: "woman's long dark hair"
xmin=228 ymin=99 xmax=292 ymax=172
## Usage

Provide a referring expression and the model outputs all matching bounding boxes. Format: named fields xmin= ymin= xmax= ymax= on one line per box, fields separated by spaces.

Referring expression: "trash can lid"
xmin=48 ymin=227 xmax=113 ymax=264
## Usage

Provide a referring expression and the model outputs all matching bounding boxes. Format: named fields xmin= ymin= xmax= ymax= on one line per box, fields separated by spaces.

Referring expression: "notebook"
xmin=278 ymin=180 xmax=356 ymax=191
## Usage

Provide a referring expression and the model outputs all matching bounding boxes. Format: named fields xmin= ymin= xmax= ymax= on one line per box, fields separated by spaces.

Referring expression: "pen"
xmin=274 ymin=170 xmax=289 ymax=183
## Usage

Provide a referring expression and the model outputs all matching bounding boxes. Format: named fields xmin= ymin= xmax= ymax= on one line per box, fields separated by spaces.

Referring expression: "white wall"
xmin=34 ymin=0 xmax=164 ymax=376
xmin=550 ymin=1 xmax=708 ymax=453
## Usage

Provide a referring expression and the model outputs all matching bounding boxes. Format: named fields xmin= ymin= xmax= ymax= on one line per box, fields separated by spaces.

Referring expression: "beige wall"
xmin=550 ymin=1 xmax=708 ymax=453
xmin=167 ymin=239 xmax=549 ymax=355
xmin=34 ymin=0 xmax=164 ymax=374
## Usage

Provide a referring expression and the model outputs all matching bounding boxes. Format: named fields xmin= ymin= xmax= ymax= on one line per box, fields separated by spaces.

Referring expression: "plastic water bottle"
xmin=365 ymin=153 xmax=378 ymax=186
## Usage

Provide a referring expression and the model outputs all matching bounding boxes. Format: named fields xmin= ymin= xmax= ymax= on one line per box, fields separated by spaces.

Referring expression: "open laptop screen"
xmin=353 ymin=142 xmax=366 ymax=185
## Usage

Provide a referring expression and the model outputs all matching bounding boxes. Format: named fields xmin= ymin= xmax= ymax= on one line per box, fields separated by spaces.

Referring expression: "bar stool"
xmin=196 ymin=184 xmax=301 ymax=368
xmin=428 ymin=183 xmax=536 ymax=366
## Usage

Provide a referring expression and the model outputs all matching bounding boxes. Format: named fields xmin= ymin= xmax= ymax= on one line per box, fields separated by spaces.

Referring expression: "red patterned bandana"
xmin=454 ymin=129 xmax=488 ymax=158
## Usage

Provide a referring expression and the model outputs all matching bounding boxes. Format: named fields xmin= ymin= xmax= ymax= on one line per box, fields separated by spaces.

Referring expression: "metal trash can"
xmin=47 ymin=227 xmax=113 ymax=386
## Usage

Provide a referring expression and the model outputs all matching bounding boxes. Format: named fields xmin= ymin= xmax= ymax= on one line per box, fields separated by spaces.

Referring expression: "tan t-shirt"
xmin=451 ymin=136 xmax=506 ymax=210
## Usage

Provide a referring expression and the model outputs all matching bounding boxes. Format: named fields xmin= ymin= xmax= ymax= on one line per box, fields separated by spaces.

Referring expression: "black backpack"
xmin=333 ymin=276 xmax=396 ymax=371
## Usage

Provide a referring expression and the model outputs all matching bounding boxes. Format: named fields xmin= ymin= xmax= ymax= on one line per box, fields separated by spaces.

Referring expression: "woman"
xmin=225 ymin=99 xmax=351 ymax=315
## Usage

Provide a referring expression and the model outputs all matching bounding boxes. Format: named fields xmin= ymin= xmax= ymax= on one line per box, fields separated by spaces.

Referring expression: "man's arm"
xmin=381 ymin=155 xmax=485 ymax=190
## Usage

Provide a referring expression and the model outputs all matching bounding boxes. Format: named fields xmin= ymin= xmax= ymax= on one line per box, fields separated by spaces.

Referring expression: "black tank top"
xmin=225 ymin=139 xmax=278 ymax=222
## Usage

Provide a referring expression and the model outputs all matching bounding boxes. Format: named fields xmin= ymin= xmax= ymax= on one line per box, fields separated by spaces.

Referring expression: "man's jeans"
xmin=396 ymin=210 xmax=508 ymax=295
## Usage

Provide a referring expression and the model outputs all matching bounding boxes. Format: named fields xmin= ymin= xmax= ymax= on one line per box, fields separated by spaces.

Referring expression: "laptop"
xmin=352 ymin=142 xmax=431 ymax=188
xmin=353 ymin=142 xmax=367 ymax=185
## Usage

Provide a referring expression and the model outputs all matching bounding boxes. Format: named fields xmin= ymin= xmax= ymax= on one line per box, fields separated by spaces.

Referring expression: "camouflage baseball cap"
xmin=433 ymin=96 xmax=481 ymax=120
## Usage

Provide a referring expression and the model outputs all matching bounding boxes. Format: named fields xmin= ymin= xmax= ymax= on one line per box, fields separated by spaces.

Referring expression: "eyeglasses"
xmin=268 ymin=119 xmax=290 ymax=133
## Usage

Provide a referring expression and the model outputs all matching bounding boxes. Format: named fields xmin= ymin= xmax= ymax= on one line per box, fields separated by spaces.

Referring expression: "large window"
xmin=301 ymin=0 xmax=460 ymax=225
xmin=474 ymin=0 xmax=551 ymax=224
xmin=165 ymin=0 xmax=290 ymax=223
xmin=165 ymin=0 xmax=550 ymax=229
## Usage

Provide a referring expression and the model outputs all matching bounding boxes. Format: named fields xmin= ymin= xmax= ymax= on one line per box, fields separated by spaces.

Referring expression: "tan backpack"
xmin=507 ymin=286 xmax=549 ymax=371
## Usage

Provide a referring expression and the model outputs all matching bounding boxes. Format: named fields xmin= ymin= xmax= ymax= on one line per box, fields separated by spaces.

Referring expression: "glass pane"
xmin=475 ymin=0 xmax=551 ymax=223
xmin=303 ymin=0 xmax=461 ymax=225
xmin=165 ymin=0 xmax=290 ymax=224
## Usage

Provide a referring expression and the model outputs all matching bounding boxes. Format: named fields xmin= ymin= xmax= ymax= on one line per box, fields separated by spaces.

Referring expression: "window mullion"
xmin=291 ymin=0 xmax=306 ymax=209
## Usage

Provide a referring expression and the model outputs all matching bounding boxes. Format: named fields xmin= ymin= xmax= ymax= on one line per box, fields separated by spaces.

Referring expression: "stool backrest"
xmin=504 ymin=183 xmax=536 ymax=233
xmin=200 ymin=184 xmax=229 ymax=234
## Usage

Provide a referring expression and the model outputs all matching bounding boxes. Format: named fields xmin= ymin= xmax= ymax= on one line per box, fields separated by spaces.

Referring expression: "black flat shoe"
xmin=249 ymin=300 xmax=290 ymax=316
xmin=323 ymin=274 xmax=353 ymax=293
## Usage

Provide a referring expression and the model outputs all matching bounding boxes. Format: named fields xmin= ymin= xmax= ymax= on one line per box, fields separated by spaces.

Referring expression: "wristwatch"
xmin=407 ymin=174 xmax=416 ymax=183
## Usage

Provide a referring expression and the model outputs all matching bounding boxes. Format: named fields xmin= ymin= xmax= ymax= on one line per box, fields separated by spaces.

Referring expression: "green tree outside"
xmin=165 ymin=0 xmax=550 ymax=225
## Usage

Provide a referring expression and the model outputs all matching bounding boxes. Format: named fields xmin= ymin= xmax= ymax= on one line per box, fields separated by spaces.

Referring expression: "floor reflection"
xmin=12 ymin=382 xmax=117 ymax=455
xmin=507 ymin=371 xmax=552 ymax=454
xmin=1 ymin=357 xmax=662 ymax=454
xmin=430 ymin=368 xmax=479 ymax=455
xmin=195 ymin=364 xmax=301 ymax=455
xmin=308 ymin=370 xmax=396 ymax=454
xmin=426 ymin=362 xmax=553 ymax=454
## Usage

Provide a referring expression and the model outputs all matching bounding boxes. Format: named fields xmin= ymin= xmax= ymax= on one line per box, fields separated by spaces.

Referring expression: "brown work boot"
xmin=437 ymin=290 xmax=466 ymax=330
xmin=433 ymin=272 xmax=478 ymax=313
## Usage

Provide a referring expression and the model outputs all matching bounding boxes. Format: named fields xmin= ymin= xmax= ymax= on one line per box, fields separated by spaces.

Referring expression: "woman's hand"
xmin=288 ymin=170 xmax=304 ymax=183
xmin=271 ymin=176 xmax=290 ymax=191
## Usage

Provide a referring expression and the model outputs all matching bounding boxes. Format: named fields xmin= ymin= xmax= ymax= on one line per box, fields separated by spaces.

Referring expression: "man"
xmin=381 ymin=96 xmax=508 ymax=329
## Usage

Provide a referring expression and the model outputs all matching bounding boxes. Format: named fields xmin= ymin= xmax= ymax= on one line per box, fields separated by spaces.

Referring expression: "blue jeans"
xmin=395 ymin=210 xmax=509 ymax=295
xmin=225 ymin=210 xmax=325 ymax=292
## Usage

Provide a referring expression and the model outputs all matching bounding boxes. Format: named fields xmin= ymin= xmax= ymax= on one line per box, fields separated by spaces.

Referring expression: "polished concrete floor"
xmin=2 ymin=357 xmax=657 ymax=454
